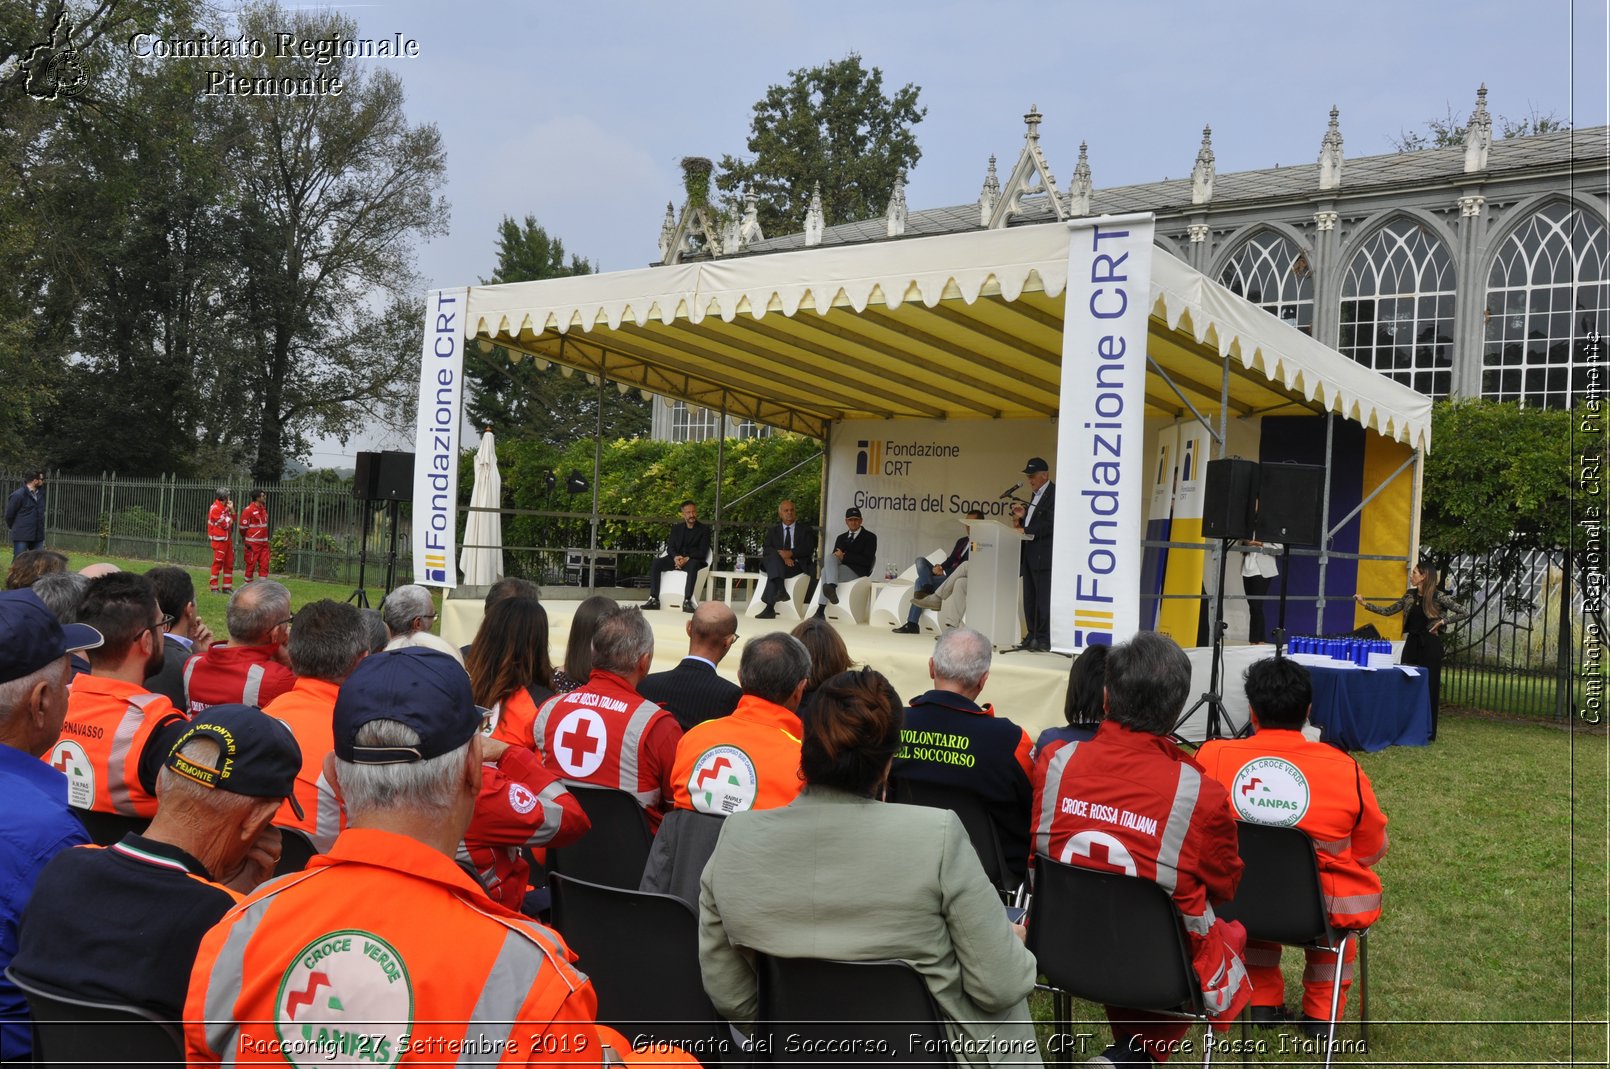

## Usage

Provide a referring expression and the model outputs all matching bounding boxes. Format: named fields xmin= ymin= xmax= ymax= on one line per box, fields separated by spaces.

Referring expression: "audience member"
xmin=77 ymin=561 xmax=121 ymax=578
xmin=700 ymin=667 xmax=1041 ymax=1065
xmin=532 ymin=609 xmax=682 ymax=831
xmin=30 ymin=572 xmax=91 ymax=680
xmin=0 ymin=589 xmax=99 ymax=1061
xmin=184 ymin=648 xmax=619 ymax=1065
xmin=385 ymin=629 xmax=465 ymax=664
xmin=12 ymin=705 xmax=294 ymax=1020
xmin=379 ymin=583 xmax=436 ymax=638
xmin=815 ymin=506 xmax=877 ymax=615
xmin=262 ymin=599 xmax=369 ymax=850
xmin=790 ymin=615 xmax=852 ymax=725
xmin=891 ymin=627 xmax=1034 ymax=886
xmin=899 ymin=510 xmax=983 ymax=633
xmin=643 ymin=500 xmax=710 ymax=613
xmin=4 ymin=548 xmax=67 ymax=590
xmin=183 ymin=580 xmax=296 ymax=713
xmin=1032 ymin=644 xmax=1108 ymax=762
xmin=55 ymin=573 xmax=190 ymax=819
xmin=637 ymin=601 xmax=742 ymax=729
xmin=755 ymin=498 xmax=815 ymax=619
xmin=671 ymin=632 xmax=809 ymax=815
xmin=143 ymin=565 xmax=214 ymax=708
xmin=1195 ymin=657 xmax=1388 ymax=1038
xmin=465 ymin=730 xmax=590 ymax=912
xmin=1032 ymin=631 xmax=1249 ymax=1067
xmin=553 ymin=594 xmax=618 ymax=692
xmin=469 ymin=598 xmax=560 ymax=750
xmin=357 ymin=607 xmax=389 ymax=653
xmin=485 ymin=575 xmax=542 ymax=607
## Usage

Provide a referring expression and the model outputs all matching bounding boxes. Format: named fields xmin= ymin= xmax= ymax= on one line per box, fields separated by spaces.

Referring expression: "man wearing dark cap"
xmin=1010 ymin=456 xmax=1056 ymax=652
xmin=186 ymin=648 xmax=615 ymax=1065
xmin=12 ymin=705 xmax=295 ymax=1022
xmin=814 ymin=506 xmax=878 ymax=617
xmin=0 ymin=588 xmax=101 ymax=1061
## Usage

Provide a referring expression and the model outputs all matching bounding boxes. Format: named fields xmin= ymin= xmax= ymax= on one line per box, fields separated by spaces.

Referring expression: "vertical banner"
xmin=1155 ymin=421 xmax=1213 ymax=644
xmin=412 ymin=287 xmax=469 ymax=588
xmin=1051 ymin=215 xmax=1155 ymax=651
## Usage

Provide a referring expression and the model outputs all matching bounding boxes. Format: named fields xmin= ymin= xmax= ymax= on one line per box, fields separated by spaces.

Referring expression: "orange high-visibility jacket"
xmin=261 ymin=677 xmax=343 ymax=849
xmin=240 ymin=501 xmax=269 ymax=543
xmin=49 ymin=675 xmax=188 ymax=817
xmin=1195 ymin=728 xmax=1389 ymax=928
xmin=207 ymin=500 xmax=234 ymax=541
xmin=185 ymin=828 xmax=606 ymax=1066
xmin=670 ymin=694 xmax=803 ymax=815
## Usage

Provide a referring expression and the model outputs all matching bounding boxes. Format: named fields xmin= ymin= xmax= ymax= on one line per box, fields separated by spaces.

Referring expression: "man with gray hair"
xmin=531 ymin=608 xmax=683 ymax=831
xmin=182 ymin=579 xmax=295 ymax=713
xmin=32 ymin=571 xmax=92 ymax=680
xmin=183 ymin=648 xmax=619 ymax=1065
xmin=670 ymin=631 xmax=810 ymax=815
xmin=1032 ymin=631 xmax=1249 ymax=1067
xmin=891 ymin=626 xmax=1034 ymax=885
xmin=380 ymin=583 xmax=436 ymax=639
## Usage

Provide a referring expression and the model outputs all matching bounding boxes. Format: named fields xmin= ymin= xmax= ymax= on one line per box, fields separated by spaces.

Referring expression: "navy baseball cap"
xmin=165 ymin=704 xmax=305 ymax=819
xmin=333 ymin=647 xmax=480 ymax=764
xmin=0 ymin=589 xmax=103 ymax=684
xmin=1023 ymin=457 xmax=1049 ymax=474
xmin=845 ymin=507 xmax=863 ymax=518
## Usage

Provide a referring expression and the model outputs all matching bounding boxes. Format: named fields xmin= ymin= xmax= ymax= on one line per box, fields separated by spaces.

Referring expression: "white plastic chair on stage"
xmin=655 ymin=568 xmax=710 ymax=606
xmin=867 ymin=549 xmax=945 ymax=627
xmin=823 ymin=576 xmax=875 ymax=625
xmin=745 ymin=572 xmax=811 ymax=619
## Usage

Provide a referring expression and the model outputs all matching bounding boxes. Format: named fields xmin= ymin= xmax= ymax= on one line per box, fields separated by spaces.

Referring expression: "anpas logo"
xmin=856 ymin=440 xmax=882 ymax=476
xmin=687 ymin=745 xmax=760 ymax=815
xmin=49 ymin=740 xmax=94 ymax=809
xmin=275 ymin=929 xmax=412 ymax=1068
xmin=1231 ymin=757 xmax=1311 ymax=826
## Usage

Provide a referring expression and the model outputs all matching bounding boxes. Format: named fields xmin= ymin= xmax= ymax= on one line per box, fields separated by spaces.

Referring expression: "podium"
xmin=966 ymin=518 xmax=1027 ymax=649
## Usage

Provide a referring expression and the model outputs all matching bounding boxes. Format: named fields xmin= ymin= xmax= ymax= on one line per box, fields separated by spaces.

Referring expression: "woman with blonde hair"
xmin=1356 ymin=561 xmax=1468 ymax=740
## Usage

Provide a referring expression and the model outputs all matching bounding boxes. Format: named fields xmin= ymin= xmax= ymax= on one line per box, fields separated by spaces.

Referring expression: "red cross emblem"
xmin=553 ymin=709 xmax=607 ymax=777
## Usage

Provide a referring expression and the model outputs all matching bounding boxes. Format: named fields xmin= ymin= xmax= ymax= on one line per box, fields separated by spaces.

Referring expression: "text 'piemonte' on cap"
xmin=0 ymin=588 xmax=103 ymax=685
xmin=333 ymin=646 xmax=479 ymax=764
xmin=164 ymin=703 xmax=304 ymax=819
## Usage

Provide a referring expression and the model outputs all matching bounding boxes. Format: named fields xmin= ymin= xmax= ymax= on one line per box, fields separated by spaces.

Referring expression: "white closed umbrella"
xmin=459 ymin=429 xmax=504 ymax=586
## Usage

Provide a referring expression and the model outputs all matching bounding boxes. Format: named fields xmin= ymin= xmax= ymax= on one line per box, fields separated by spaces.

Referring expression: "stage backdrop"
xmin=823 ymin=418 xmax=1057 ymax=577
xmin=411 ymin=287 xmax=469 ymax=589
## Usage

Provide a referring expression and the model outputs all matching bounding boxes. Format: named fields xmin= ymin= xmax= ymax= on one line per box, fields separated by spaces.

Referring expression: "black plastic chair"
xmin=6 ymin=967 xmax=183 ymax=1068
xmin=545 ymin=782 xmax=655 ymax=889
xmin=754 ymin=955 xmax=955 ymax=1066
xmin=273 ymin=826 xmax=318 ymax=875
xmin=888 ymin=778 xmax=1018 ymax=899
xmin=70 ymin=808 xmax=147 ymax=847
xmin=547 ymin=873 xmax=731 ymax=1066
xmin=1027 ymin=855 xmax=1214 ymax=1068
xmin=1214 ymin=821 xmax=1370 ymax=1061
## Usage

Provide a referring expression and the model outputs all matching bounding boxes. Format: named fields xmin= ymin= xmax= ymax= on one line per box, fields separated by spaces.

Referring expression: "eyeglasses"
xmin=145 ymin=614 xmax=176 ymax=638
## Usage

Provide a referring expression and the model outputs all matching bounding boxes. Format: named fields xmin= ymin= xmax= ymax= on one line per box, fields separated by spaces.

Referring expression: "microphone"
xmin=999 ymin=482 xmax=1022 ymax=499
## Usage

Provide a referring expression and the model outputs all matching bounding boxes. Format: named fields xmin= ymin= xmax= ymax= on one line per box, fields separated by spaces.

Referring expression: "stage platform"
xmin=442 ymin=591 xmax=1275 ymax=743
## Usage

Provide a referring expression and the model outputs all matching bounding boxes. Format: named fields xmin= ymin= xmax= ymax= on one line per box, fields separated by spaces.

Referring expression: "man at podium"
xmin=1010 ymin=457 xmax=1055 ymax=652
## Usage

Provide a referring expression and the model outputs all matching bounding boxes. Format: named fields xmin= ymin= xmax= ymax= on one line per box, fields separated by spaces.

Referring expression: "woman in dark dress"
xmin=1356 ymin=563 xmax=1468 ymax=740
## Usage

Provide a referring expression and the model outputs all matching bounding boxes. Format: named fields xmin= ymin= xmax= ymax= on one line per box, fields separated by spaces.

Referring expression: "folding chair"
xmin=1027 ymin=855 xmax=1215 ymax=1068
xmin=754 ymin=955 xmax=955 ymax=1066
xmin=1214 ymin=821 xmax=1370 ymax=1063
xmin=548 ymin=874 xmax=731 ymax=1066
xmin=545 ymin=782 xmax=654 ymax=889
xmin=273 ymin=826 xmax=318 ymax=875
xmin=888 ymin=778 xmax=1020 ymax=901
xmin=7 ymin=967 xmax=183 ymax=1069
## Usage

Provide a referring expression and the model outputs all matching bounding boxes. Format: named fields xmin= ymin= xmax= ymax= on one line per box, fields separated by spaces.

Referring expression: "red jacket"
xmin=462 ymin=745 xmax=590 ymax=909
xmin=1033 ymin=721 xmax=1251 ymax=1019
xmin=183 ymin=644 xmax=296 ymax=714
xmin=206 ymin=500 xmax=234 ymax=541
xmin=240 ymin=501 xmax=268 ymax=543
xmin=532 ymin=669 xmax=682 ymax=832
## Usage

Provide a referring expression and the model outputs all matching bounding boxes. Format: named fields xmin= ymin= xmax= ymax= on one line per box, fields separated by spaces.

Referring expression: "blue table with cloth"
xmin=1305 ymin=662 xmax=1432 ymax=751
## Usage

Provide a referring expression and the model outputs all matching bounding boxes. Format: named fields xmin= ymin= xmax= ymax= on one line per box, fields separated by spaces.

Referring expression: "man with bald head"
xmin=182 ymin=580 xmax=296 ymax=713
xmin=637 ymin=601 xmax=743 ymax=729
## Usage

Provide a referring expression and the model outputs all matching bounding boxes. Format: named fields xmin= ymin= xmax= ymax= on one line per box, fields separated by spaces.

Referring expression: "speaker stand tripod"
xmin=346 ymin=503 xmax=373 ymax=608
xmin=1174 ymin=536 xmax=1249 ymax=742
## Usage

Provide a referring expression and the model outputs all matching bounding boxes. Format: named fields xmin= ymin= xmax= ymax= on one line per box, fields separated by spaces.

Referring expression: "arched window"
xmin=1482 ymin=203 xmax=1609 ymax=408
xmin=1218 ymin=231 xmax=1314 ymax=334
xmin=1339 ymin=219 xmax=1456 ymax=397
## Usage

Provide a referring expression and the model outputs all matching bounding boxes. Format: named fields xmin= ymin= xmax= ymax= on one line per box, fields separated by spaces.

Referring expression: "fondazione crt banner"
xmin=412 ymin=287 xmax=469 ymax=588
xmin=1050 ymin=215 xmax=1155 ymax=651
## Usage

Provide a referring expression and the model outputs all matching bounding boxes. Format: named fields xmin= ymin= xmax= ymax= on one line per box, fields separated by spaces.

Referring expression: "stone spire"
xmin=1191 ymin=125 xmax=1215 ymax=205
xmin=1066 ymin=142 xmax=1092 ymax=217
xmin=978 ymin=154 xmax=1000 ymax=226
xmin=657 ymin=201 xmax=676 ymax=262
xmin=1318 ymin=106 xmax=1344 ymax=190
xmin=988 ymin=104 xmax=1063 ymax=228
xmin=885 ymin=171 xmax=908 ymax=238
xmin=803 ymin=183 xmax=825 ymax=247
xmin=1465 ymin=83 xmax=1493 ymax=173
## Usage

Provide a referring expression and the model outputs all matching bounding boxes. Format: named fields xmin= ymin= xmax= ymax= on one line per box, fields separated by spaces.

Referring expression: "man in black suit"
xmin=1010 ymin=457 xmax=1056 ymax=651
xmin=142 ymin=565 xmax=214 ymax=707
xmin=644 ymin=500 xmax=711 ymax=613
xmin=636 ymin=602 xmax=741 ymax=729
xmin=756 ymin=499 xmax=815 ymax=620
xmin=815 ymin=506 xmax=878 ymax=616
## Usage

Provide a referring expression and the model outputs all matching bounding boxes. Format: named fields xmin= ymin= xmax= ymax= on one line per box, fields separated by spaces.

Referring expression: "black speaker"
xmin=352 ymin=451 xmax=415 ymax=501
xmin=1257 ymin=461 xmax=1326 ymax=545
xmin=1202 ymin=458 xmax=1259 ymax=540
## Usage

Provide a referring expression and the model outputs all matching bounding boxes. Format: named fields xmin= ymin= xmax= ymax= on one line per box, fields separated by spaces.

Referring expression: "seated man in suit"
xmin=814 ymin=506 xmax=877 ymax=617
xmin=644 ymin=500 xmax=711 ymax=613
xmin=637 ymin=602 xmax=742 ymax=729
xmin=755 ymin=499 xmax=815 ymax=620
xmin=896 ymin=509 xmax=982 ymax=634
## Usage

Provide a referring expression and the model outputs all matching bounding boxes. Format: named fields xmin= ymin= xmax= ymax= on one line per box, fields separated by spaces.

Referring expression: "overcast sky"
xmin=306 ymin=0 xmax=1607 ymax=463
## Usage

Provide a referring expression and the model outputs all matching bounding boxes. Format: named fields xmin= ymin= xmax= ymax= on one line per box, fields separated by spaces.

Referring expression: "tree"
xmin=1391 ymin=102 xmax=1567 ymax=152
xmin=465 ymin=215 xmax=647 ymax=447
xmin=716 ymin=54 xmax=924 ymax=238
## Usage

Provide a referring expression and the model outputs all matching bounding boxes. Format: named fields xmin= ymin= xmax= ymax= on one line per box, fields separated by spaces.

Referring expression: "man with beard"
xmin=51 ymin=573 xmax=191 ymax=822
